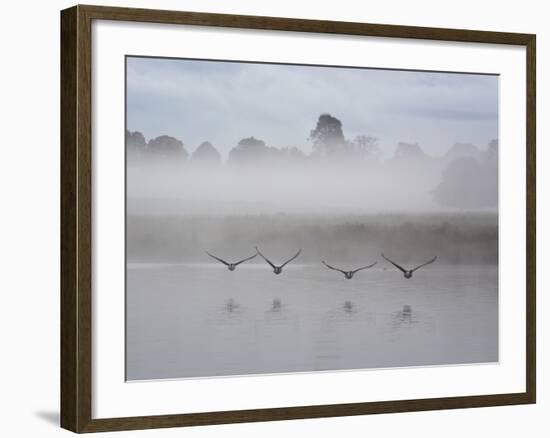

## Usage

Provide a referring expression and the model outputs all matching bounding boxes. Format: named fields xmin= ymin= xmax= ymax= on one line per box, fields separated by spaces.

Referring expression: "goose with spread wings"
xmin=322 ymin=260 xmax=377 ymax=279
xmin=256 ymin=247 xmax=302 ymax=274
xmin=205 ymin=251 xmax=257 ymax=271
xmin=382 ymin=253 xmax=437 ymax=279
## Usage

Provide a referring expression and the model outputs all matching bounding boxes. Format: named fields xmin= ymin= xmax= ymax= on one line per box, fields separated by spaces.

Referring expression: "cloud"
xmin=126 ymin=57 xmax=498 ymax=158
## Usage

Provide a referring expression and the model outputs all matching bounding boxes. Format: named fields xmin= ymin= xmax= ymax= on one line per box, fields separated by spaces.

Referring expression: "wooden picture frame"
xmin=61 ymin=4 xmax=536 ymax=433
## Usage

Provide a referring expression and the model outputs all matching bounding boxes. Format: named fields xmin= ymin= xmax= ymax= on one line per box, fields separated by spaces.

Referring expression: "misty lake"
xmin=126 ymin=264 xmax=498 ymax=380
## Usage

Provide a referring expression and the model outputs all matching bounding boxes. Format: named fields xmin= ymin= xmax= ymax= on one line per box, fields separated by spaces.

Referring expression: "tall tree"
xmin=309 ymin=114 xmax=347 ymax=156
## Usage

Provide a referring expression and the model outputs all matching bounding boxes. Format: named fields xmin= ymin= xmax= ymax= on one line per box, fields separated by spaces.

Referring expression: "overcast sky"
xmin=126 ymin=56 xmax=498 ymax=159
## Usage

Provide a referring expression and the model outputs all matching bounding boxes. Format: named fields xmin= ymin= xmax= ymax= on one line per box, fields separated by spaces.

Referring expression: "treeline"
xmin=126 ymin=113 xmax=381 ymax=166
xmin=127 ymin=113 xmax=498 ymax=209
xmin=126 ymin=213 xmax=498 ymax=265
xmin=127 ymin=132 xmax=221 ymax=164
xmin=128 ymin=113 xmax=497 ymax=166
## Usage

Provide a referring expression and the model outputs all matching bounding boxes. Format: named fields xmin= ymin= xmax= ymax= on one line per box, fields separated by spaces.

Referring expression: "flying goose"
xmin=322 ymin=260 xmax=377 ymax=279
xmin=205 ymin=251 xmax=257 ymax=271
xmin=382 ymin=253 xmax=437 ymax=279
xmin=256 ymin=247 xmax=302 ymax=274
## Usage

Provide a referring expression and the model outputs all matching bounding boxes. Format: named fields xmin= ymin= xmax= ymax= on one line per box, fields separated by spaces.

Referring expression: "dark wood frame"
xmin=61 ymin=4 xmax=536 ymax=433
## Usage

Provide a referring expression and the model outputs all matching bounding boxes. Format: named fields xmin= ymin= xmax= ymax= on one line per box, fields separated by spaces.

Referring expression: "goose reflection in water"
xmin=393 ymin=304 xmax=416 ymax=327
xmin=270 ymin=298 xmax=282 ymax=312
xmin=343 ymin=300 xmax=355 ymax=314
xmin=224 ymin=298 xmax=240 ymax=313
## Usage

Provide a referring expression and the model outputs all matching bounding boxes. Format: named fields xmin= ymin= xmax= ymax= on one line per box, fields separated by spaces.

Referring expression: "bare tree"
xmin=353 ymin=135 xmax=380 ymax=161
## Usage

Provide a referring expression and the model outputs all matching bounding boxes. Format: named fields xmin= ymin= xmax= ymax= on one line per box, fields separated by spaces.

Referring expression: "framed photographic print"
xmin=60 ymin=4 xmax=536 ymax=433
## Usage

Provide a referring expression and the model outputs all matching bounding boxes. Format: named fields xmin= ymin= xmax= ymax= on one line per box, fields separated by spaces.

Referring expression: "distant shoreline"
xmin=127 ymin=212 xmax=498 ymax=265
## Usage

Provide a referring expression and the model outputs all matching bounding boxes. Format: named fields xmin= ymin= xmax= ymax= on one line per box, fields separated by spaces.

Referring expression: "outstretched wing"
xmin=233 ymin=253 xmax=258 ymax=266
xmin=281 ymin=249 xmax=302 ymax=268
xmin=411 ymin=256 xmax=437 ymax=272
xmin=322 ymin=261 xmax=346 ymax=274
xmin=206 ymin=251 xmax=230 ymax=266
xmin=255 ymin=247 xmax=276 ymax=269
xmin=382 ymin=253 xmax=407 ymax=273
xmin=351 ymin=261 xmax=378 ymax=274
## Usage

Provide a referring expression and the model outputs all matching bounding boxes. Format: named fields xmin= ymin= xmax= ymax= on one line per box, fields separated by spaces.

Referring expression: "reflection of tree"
xmin=191 ymin=141 xmax=221 ymax=165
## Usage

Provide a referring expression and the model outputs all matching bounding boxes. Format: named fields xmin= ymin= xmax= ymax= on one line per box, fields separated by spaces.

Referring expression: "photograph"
xmin=125 ymin=56 xmax=499 ymax=381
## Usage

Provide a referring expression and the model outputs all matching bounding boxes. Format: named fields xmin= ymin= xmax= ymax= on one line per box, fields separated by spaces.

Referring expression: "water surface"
xmin=126 ymin=264 xmax=498 ymax=380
